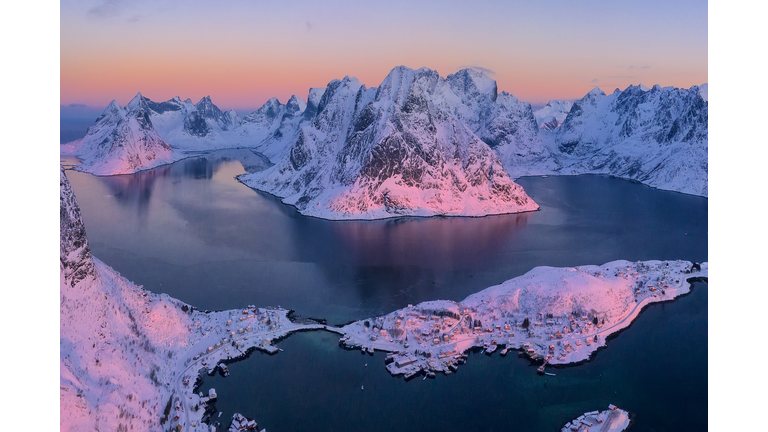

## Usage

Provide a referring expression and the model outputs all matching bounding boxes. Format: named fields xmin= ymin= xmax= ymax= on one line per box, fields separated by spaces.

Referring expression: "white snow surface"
xmin=699 ymin=83 xmax=708 ymax=101
xmin=534 ymin=100 xmax=573 ymax=131
xmin=561 ymin=406 xmax=631 ymax=432
xmin=60 ymin=168 xmax=319 ymax=432
xmin=61 ymin=94 xmax=175 ymax=175
xmin=339 ymin=259 xmax=707 ymax=377
xmin=239 ymin=66 xmax=539 ymax=219
xmin=62 ymin=67 xmax=708 ymax=215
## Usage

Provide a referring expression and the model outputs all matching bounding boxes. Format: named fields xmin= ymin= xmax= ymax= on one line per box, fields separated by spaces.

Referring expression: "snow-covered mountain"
xmin=63 ymin=67 xmax=708 ymax=207
xmin=60 ymin=167 xmax=194 ymax=431
xmin=239 ymin=66 xmax=539 ymax=219
xmin=62 ymin=92 xmax=312 ymax=174
xmin=61 ymin=94 xmax=175 ymax=175
xmin=533 ymin=100 xmax=573 ymax=131
xmin=554 ymin=83 xmax=708 ymax=196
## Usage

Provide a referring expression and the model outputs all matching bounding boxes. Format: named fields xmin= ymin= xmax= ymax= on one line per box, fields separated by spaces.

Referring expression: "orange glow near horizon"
xmin=60 ymin=0 xmax=707 ymax=111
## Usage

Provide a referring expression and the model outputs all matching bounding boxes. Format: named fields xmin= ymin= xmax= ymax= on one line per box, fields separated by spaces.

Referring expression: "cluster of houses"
xmin=228 ymin=413 xmax=265 ymax=432
xmin=560 ymin=404 xmax=630 ymax=432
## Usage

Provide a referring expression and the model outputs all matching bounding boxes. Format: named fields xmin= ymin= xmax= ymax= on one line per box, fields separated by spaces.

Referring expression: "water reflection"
xmin=64 ymin=151 xmax=708 ymax=323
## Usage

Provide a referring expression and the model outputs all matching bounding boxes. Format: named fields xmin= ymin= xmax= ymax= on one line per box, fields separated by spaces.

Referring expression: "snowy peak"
xmin=286 ymin=95 xmax=306 ymax=115
xmin=533 ymin=100 xmax=573 ymax=131
xmin=195 ymin=95 xmax=223 ymax=119
xmin=126 ymin=92 xmax=147 ymax=111
xmin=555 ymin=83 xmax=708 ymax=196
xmin=698 ymin=83 xmax=708 ymax=101
xmin=240 ymin=67 xmax=539 ymax=219
xmin=447 ymin=68 xmax=498 ymax=102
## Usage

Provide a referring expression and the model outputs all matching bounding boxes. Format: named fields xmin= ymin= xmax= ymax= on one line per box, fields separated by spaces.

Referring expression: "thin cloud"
xmin=87 ymin=0 xmax=123 ymax=19
xmin=590 ymin=79 xmax=600 ymax=83
xmin=306 ymin=21 xmax=313 ymax=31
xmin=457 ymin=65 xmax=497 ymax=76
xmin=628 ymin=65 xmax=651 ymax=70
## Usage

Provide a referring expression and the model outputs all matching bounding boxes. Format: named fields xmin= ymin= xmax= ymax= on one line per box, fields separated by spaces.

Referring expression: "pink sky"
xmin=61 ymin=0 xmax=707 ymax=110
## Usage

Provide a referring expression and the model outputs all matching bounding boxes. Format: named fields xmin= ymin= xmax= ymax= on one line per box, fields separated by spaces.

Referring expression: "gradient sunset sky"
xmin=61 ymin=0 xmax=707 ymax=111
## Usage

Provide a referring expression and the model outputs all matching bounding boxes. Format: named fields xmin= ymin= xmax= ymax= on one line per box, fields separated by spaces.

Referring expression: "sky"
xmin=60 ymin=0 xmax=707 ymax=109
xmin=61 ymin=0 xmax=707 ymax=111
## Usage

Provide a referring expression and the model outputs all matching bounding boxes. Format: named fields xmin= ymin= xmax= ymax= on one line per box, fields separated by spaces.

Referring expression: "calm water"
xmin=62 ymin=150 xmax=707 ymax=431
xmin=62 ymin=151 xmax=707 ymax=325
xmin=199 ymin=282 xmax=707 ymax=432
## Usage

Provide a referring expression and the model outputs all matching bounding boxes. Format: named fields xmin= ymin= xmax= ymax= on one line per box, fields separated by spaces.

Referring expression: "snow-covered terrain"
xmin=61 ymin=94 xmax=175 ymax=175
xmin=336 ymin=259 xmax=707 ymax=379
xmin=61 ymin=164 xmax=706 ymax=430
xmin=561 ymin=405 xmax=631 ymax=432
xmin=552 ymin=84 xmax=709 ymax=196
xmin=534 ymin=100 xmax=573 ymax=131
xmin=60 ymin=167 xmax=319 ymax=432
xmin=63 ymin=67 xmax=707 ymax=214
xmin=239 ymin=67 xmax=539 ymax=219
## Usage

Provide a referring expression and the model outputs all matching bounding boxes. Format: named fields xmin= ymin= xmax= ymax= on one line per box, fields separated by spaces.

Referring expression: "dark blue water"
xmin=199 ymin=281 xmax=706 ymax=432
xmin=62 ymin=152 xmax=707 ymax=325
xmin=62 ymin=152 xmax=707 ymax=431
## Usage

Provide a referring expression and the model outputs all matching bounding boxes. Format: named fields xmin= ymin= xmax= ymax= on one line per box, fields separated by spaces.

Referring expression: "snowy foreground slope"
xmin=61 ymin=165 xmax=705 ymax=430
xmin=336 ymin=259 xmax=707 ymax=379
xmin=60 ymin=167 xmax=319 ymax=432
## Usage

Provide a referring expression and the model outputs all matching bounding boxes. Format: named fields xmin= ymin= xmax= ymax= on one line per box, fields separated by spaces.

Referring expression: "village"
xmin=337 ymin=260 xmax=707 ymax=379
xmin=167 ymin=260 xmax=706 ymax=431
xmin=561 ymin=405 xmax=631 ymax=432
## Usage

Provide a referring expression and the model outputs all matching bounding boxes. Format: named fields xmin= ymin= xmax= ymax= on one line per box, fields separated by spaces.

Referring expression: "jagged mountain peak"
xmin=286 ymin=95 xmax=306 ymax=115
xmin=698 ymin=83 xmax=708 ymax=101
xmin=126 ymin=92 xmax=148 ymax=111
xmin=586 ymin=87 xmax=606 ymax=97
xmin=447 ymin=68 xmax=498 ymax=102
xmin=105 ymin=99 xmax=122 ymax=112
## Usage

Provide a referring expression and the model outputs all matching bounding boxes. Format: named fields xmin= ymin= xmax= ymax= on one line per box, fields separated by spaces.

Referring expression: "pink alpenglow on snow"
xmin=60 ymin=167 xmax=322 ymax=432
xmin=62 ymin=94 xmax=175 ymax=176
xmin=337 ymin=259 xmax=707 ymax=378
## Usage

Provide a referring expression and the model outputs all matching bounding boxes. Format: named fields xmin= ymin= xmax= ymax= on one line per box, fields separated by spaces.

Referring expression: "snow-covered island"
xmin=61 ymin=162 xmax=706 ymax=431
xmin=336 ymin=259 xmax=707 ymax=379
xmin=561 ymin=405 xmax=631 ymax=432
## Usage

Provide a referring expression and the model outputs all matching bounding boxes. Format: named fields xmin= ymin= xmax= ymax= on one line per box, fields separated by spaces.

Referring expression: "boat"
xmin=537 ymin=364 xmax=546 ymax=374
xmin=361 ymin=385 xmax=364 ymax=391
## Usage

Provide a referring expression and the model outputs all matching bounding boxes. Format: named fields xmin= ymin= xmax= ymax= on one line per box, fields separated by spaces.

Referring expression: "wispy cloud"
xmin=628 ymin=65 xmax=651 ymax=70
xmin=590 ymin=78 xmax=600 ymax=83
xmin=457 ymin=65 xmax=496 ymax=76
xmin=87 ymin=0 xmax=124 ymax=19
xmin=608 ymin=75 xmax=638 ymax=80
xmin=306 ymin=21 xmax=313 ymax=31
xmin=87 ymin=0 xmax=150 ymax=22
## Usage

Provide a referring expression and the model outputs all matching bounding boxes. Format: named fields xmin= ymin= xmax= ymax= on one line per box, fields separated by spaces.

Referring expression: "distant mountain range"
xmin=62 ymin=66 xmax=708 ymax=219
